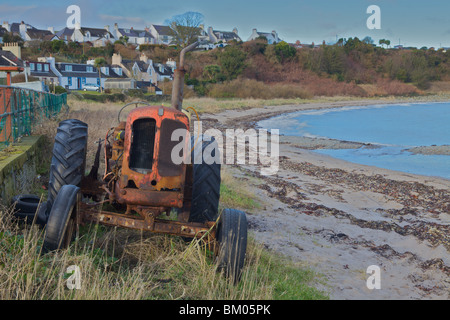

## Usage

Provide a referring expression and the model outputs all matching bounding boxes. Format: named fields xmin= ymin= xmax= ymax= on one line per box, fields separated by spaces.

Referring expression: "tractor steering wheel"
xmin=117 ymin=101 xmax=151 ymax=123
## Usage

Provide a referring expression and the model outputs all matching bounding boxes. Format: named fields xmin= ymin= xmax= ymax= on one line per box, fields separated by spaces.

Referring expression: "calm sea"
xmin=258 ymin=102 xmax=450 ymax=179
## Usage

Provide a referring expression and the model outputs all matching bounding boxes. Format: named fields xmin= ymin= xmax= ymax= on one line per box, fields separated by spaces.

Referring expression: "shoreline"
xmin=203 ymin=98 xmax=450 ymax=300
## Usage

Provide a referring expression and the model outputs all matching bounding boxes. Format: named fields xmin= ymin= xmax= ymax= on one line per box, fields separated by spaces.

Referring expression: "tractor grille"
xmin=129 ymin=118 xmax=156 ymax=174
xmin=158 ymin=119 xmax=187 ymax=177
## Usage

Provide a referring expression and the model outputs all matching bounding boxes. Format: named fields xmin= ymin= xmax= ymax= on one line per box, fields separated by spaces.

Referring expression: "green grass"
xmin=77 ymin=90 xmax=103 ymax=95
xmin=220 ymin=184 xmax=260 ymax=211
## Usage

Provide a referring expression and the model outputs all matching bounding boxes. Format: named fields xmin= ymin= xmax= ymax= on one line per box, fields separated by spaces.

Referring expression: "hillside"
xmin=20 ymin=37 xmax=450 ymax=99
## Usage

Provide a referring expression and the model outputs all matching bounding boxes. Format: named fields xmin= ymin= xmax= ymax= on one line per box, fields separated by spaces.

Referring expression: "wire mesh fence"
xmin=0 ymin=85 xmax=67 ymax=150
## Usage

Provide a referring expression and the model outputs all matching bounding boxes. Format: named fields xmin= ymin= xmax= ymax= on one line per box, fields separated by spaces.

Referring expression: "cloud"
xmin=0 ymin=4 xmax=37 ymax=13
xmin=99 ymin=14 xmax=150 ymax=26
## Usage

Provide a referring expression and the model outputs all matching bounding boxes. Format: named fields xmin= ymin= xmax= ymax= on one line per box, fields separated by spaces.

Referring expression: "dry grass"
xmin=0 ymin=205 xmax=326 ymax=300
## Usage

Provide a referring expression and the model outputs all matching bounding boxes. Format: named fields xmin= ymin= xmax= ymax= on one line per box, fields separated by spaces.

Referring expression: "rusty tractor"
xmin=14 ymin=42 xmax=248 ymax=283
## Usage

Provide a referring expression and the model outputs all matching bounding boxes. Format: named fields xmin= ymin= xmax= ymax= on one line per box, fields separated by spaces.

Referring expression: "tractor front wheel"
xmin=42 ymin=185 xmax=80 ymax=253
xmin=216 ymin=208 xmax=248 ymax=284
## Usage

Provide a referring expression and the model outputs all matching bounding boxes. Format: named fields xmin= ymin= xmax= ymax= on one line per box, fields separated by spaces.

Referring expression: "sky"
xmin=1 ymin=0 xmax=450 ymax=48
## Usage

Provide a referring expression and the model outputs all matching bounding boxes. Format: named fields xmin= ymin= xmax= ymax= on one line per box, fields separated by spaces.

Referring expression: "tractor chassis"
xmin=78 ymin=202 xmax=216 ymax=240
xmin=77 ymin=174 xmax=217 ymax=243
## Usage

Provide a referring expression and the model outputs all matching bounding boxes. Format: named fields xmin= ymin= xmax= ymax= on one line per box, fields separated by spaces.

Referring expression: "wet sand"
xmin=202 ymin=99 xmax=450 ymax=300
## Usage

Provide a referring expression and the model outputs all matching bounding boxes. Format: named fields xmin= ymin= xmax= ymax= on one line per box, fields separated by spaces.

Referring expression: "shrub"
xmin=218 ymin=46 xmax=247 ymax=80
xmin=54 ymin=86 xmax=67 ymax=94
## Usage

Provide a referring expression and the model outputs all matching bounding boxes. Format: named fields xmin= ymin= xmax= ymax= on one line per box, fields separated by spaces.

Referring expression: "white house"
xmin=38 ymin=57 xmax=125 ymax=90
xmin=71 ymin=24 xmax=115 ymax=47
xmin=207 ymin=27 xmax=241 ymax=43
xmin=247 ymin=28 xmax=280 ymax=44
xmin=113 ymin=24 xmax=155 ymax=45
xmin=148 ymin=25 xmax=174 ymax=45
xmin=111 ymin=52 xmax=175 ymax=85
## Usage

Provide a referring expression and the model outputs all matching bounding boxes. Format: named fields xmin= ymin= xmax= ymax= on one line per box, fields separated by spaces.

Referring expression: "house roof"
xmin=55 ymin=62 xmax=99 ymax=78
xmin=213 ymin=30 xmax=241 ymax=41
xmin=43 ymin=34 xmax=59 ymax=41
xmin=55 ymin=62 xmax=125 ymax=79
xmin=26 ymin=61 xmax=57 ymax=78
xmin=136 ymin=81 xmax=161 ymax=91
xmin=134 ymin=61 xmax=150 ymax=73
xmin=118 ymin=28 xmax=154 ymax=39
xmin=152 ymin=25 xmax=172 ymax=36
xmin=26 ymin=29 xmax=55 ymax=41
xmin=0 ymin=50 xmax=23 ymax=67
xmin=153 ymin=63 xmax=173 ymax=76
xmin=79 ymin=27 xmax=114 ymax=39
xmin=102 ymin=66 xmax=126 ymax=78
xmin=10 ymin=22 xmax=36 ymax=34
xmin=56 ymin=27 xmax=75 ymax=38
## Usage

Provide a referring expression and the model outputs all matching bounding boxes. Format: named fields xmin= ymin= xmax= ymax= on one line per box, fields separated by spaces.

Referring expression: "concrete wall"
xmin=0 ymin=136 xmax=46 ymax=205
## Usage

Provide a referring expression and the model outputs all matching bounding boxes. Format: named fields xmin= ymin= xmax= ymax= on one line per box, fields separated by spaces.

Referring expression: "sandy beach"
xmin=201 ymin=99 xmax=450 ymax=300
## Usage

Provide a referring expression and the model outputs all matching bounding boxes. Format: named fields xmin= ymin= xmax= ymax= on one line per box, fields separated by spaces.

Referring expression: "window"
xmin=114 ymin=68 xmax=122 ymax=76
xmin=44 ymin=64 xmax=49 ymax=72
xmin=87 ymin=66 xmax=93 ymax=72
xmin=65 ymin=65 xmax=72 ymax=72
xmin=102 ymin=67 xmax=109 ymax=76
xmin=37 ymin=64 xmax=42 ymax=72
xmin=29 ymin=63 xmax=35 ymax=71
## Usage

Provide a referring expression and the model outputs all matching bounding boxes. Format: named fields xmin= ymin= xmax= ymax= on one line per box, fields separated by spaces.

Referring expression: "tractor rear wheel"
xmin=42 ymin=185 xmax=80 ymax=253
xmin=216 ymin=208 xmax=248 ymax=284
xmin=46 ymin=120 xmax=88 ymax=221
xmin=189 ymin=136 xmax=221 ymax=223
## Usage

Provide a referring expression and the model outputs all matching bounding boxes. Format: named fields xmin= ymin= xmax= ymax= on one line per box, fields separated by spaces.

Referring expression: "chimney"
xmin=233 ymin=27 xmax=238 ymax=35
xmin=48 ymin=27 xmax=55 ymax=34
xmin=105 ymin=25 xmax=110 ymax=32
xmin=114 ymin=23 xmax=119 ymax=30
xmin=112 ymin=53 xmax=122 ymax=65
xmin=46 ymin=56 xmax=56 ymax=69
xmin=140 ymin=52 xmax=148 ymax=63
xmin=2 ymin=42 xmax=21 ymax=59
xmin=75 ymin=22 xmax=81 ymax=30
xmin=2 ymin=21 xmax=10 ymax=32
xmin=19 ymin=21 xmax=27 ymax=39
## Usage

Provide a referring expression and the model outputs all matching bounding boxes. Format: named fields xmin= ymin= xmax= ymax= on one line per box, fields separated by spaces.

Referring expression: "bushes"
xmin=217 ymin=46 xmax=248 ymax=80
xmin=73 ymin=92 xmax=127 ymax=103
xmin=207 ymin=79 xmax=313 ymax=99
xmin=54 ymin=86 xmax=67 ymax=94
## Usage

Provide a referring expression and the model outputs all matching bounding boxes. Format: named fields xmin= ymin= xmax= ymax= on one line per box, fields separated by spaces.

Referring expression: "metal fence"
xmin=0 ymin=85 xmax=67 ymax=149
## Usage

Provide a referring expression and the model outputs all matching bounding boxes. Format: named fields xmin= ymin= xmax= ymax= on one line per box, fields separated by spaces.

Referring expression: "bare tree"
xmin=165 ymin=11 xmax=204 ymax=48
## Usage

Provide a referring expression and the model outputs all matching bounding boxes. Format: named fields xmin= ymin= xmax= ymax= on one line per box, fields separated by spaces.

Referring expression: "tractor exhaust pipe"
xmin=171 ymin=41 xmax=199 ymax=111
